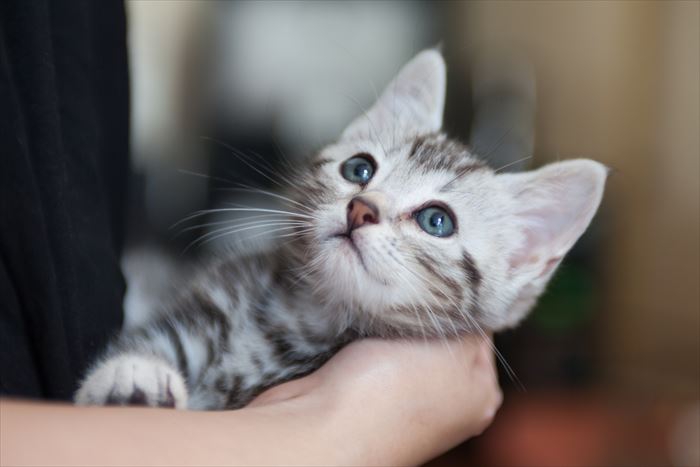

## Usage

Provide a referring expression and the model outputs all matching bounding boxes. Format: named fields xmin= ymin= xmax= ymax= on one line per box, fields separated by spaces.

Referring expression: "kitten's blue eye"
xmin=415 ymin=206 xmax=455 ymax=238
xmin=341 ymin=155 xmax=375 ymax=185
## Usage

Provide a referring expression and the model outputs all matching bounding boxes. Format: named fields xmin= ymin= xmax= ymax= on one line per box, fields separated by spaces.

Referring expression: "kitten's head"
xmin=288 ymin=50 xmax=607 ymax=337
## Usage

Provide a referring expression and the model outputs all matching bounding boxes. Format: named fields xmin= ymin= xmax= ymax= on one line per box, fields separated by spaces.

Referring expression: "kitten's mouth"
xmin=331 ymin=232 xmax=367 ymax=269
xmin=329 ymin=231 xmax=391 ymax=286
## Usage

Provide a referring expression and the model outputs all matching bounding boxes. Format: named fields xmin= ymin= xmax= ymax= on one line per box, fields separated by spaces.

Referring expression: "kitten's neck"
xmin=268 ymin=245 xmax=358 ymax=340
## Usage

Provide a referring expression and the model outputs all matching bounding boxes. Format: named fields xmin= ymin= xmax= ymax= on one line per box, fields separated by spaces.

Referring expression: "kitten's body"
xmin=76 ymin=51 xmax=607 ymax=410
xmin=104 ymin=252 xmax=351 ymax=410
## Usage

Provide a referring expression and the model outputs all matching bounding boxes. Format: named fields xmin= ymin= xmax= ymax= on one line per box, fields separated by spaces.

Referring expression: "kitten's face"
xmin=299 ymin=135 xmax=498 ymax=336
xmin=289 ymin=51 xmax=607 ymax=337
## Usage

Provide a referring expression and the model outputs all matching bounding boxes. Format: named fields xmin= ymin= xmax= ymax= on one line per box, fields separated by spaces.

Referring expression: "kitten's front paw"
xmin=75 ymin=354 xmax=188 ymax=409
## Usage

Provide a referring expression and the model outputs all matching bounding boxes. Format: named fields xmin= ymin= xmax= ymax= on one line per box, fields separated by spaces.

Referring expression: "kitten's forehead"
xmin=403 ymin=133 xmax=485 ymax=174
xmin=380 ymin=133 xmax=492 ymax=192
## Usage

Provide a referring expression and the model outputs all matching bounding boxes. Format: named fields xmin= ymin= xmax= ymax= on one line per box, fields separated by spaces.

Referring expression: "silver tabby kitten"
xmin=75 ymin=50 xmax=607 ymax=410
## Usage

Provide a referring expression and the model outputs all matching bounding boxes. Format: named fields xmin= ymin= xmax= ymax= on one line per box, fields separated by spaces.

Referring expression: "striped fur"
xmin=75 ymin=50 xmax=606 ymax=410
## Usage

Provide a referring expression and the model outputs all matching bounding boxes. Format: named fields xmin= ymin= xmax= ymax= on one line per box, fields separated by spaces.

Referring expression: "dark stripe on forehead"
xmin=408 ymin=134 xmax=432 ymax=159
xmin=408 ymin=133 xmax=484 ymax=173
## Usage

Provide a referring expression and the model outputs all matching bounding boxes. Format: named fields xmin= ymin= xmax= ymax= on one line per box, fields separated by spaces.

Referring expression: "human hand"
xmin=0 ymin=336 xmax=500 ymax=466
xmin=250 ymin=334 xmax=502 ymax=465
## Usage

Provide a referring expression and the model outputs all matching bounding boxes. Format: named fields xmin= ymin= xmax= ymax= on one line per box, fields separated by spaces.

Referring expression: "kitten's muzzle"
xmin=346 ymin=196 xmax=379 ymax=233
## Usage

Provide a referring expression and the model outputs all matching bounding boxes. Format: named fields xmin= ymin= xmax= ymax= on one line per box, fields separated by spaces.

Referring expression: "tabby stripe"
xmin=250 ymin=353 xmax=264 ymax=373
xmin=252 ymin=290 xmax=305 ymax=365
xmin=252 ymin=290 xmax=353 ymax=375
xmin=461 ymin=250 xmax=482 ymax=291
xmin=225 ymin=375 xmax=244 ymax=409
xmin=205 ymin=335 xmax=216 ymax=368
xmin=214 ymin=375 xmax=228 ymax=393
xmin=461 ymin=250 xmax=484 ymax=320
xmin=160 ymin=320 xmax=189 ymax=382
xmin=416 ymin=251 xmax=461 ymax=295
xmin=408 ymin=135 xmax=427 ymax=158
xmin=193 ymin=291 xmax=232 ymax=353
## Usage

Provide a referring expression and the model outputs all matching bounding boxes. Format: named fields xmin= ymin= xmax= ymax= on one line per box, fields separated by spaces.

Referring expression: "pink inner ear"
xmin=509 ymin=222 xmax=566 ymax=279
xmin=508 ymin=227 xmax=542 ymax=272
xmin=507 ymin=205 xmax=577 ymax=274
xmin=504 ymin=159 xmax=607 ymax=289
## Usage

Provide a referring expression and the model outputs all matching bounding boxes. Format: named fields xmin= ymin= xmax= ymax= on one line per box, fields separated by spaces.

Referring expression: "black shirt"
xmin=0 ymin=0 xmax=129 ymax=400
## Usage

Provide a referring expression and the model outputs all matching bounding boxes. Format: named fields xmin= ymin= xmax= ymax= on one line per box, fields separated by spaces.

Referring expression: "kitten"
xmin=75 ymin=50 xmax=607 ymax=410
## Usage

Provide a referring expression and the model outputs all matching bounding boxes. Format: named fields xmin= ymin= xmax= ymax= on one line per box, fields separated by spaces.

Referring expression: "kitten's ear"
xmin=500 ymin=159 xmax=608 ymax=314
xmin=341 ymin=49 xmax=446 ymax=142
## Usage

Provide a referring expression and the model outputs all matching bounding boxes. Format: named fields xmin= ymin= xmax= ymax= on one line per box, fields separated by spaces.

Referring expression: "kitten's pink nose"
xmin=347 ymin=196 xmax=379 ymax=232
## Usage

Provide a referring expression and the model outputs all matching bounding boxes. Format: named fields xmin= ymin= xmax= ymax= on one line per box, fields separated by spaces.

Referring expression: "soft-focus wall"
xmin=453 ymin=0 xmax=699 ymax=397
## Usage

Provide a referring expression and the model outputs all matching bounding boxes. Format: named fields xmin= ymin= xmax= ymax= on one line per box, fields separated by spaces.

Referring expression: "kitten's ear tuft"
xmin=389 ymin=49 xmax=446 ymax=132
xmin=503 ymin=159 xmax=608 ymax=280
xmin=341 ymin=49 xmax=446 ymax=142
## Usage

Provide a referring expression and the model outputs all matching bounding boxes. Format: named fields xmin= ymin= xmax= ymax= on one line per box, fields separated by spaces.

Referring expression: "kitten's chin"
xmin=313 ymin=236 xmax=395 ymax=308
xmin=333 ymin=234 xmax=394 ymax=283
xmin=311 ymin=241 xmax=468 ymax=337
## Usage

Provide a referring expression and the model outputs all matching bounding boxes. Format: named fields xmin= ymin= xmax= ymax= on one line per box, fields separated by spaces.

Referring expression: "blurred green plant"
xmin=531 ymin=265 xmax=596 ymax=334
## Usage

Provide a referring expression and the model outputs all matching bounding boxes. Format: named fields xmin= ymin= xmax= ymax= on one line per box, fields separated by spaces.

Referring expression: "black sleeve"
xmin=0 ymin=0 xmax=130 ymax=401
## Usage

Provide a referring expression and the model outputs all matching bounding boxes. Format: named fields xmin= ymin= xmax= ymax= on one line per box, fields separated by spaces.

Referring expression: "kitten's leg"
xmin=75 ymin=352 xmax=188 ymax=408
xmin=75 ymin=321 xmax=194 ymax=408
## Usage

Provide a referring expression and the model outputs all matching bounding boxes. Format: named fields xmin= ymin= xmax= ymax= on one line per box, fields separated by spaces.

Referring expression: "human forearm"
xmin=0 ymin=397 xmax=347 ymax=466
xmin=0 ymin=392 xmax=432 ymax=466
xmin=1 ymin=336 xmax=500 ymax=466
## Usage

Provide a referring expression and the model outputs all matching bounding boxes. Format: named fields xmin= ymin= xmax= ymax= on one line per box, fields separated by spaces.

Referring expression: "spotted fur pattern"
xmin=75 ymin=50 xmax=607 ymax=410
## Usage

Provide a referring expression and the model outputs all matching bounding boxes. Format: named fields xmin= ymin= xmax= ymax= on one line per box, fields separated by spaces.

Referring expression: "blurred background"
xmin=124 ymin=1 xmax=699 ymax=465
